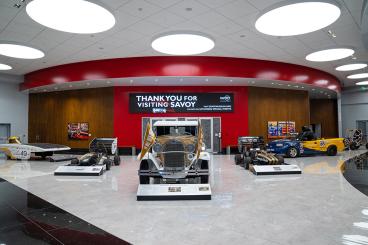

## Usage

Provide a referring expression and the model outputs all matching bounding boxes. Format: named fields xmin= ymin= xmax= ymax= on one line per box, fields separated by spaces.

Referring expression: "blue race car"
xmin=267 ymin=127 xmax=346 ymax=158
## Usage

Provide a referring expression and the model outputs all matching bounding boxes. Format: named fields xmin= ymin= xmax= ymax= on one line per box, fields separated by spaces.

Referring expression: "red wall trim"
xmin=22 ymin=56 xmax=340 ymax=91
xmin=114 ymin=86 xmax=249 ymax=148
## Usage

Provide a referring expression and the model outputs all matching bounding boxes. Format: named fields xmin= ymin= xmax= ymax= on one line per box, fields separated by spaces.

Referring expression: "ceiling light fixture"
xmin=0 ymin=43 xmax=44 ymax=59
xmin=348 ymin=73 xmax=368 ymax=79
xmin=306 ymin=48 xmax=354 ymax=62
xmin=327 ymin=85 xmax=337 ymax=90
xmin=26 ymin=0 xmax=116 ymax=34
xmin=152 ymin=32 xmax=215 ymax=55
xmin=356 ymin=81 xmax=368 ymax=86
xmin=255 ymin=1 xmax=340 ymax=36
xmin=0 ymin=64 xmax=12 ymax=70
xmin=336 ymin=63 xmax=367 ymax=71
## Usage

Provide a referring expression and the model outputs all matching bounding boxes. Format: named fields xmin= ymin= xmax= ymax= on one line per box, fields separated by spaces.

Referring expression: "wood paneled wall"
xmin=248 ymin=87 xmax=310 ymax=141
xmin=310 ymin=99 xmax=338 ymax=138
xmin=29 ymin=88 xmax=114 ymax=148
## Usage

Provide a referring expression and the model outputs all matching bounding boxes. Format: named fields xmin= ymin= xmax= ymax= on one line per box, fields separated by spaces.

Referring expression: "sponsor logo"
xmin=152 ymin=108 xmax=166 ymax=113
xmin=219 ymin=95 xmax=231 ymax=103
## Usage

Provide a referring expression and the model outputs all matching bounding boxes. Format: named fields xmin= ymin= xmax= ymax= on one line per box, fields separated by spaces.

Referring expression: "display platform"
xmin=54 ymin=165 xmax=104 ymax=176
xmin=251 ymin=164 xmax=302 ymax=175
xmin=137 ymin=184 xmax=211 ymax=201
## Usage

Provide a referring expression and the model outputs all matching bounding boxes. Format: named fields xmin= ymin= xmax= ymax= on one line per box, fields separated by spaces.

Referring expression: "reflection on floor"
xmin=0 ymin=178 xmax=129 ymax=245
xmin=0 ymin=150 xmax=368 ymax=245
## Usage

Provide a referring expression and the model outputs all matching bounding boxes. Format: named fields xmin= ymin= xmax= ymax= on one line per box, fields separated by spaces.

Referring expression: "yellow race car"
xmin=267 ymin=127 xmax=346 ymax=158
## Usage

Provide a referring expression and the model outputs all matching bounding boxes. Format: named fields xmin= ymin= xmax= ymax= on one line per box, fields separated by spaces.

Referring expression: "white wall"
xmin=0 ymin=74 xmax=28 ymax=143
xmin=341 ymin=89 xmax=368 ymax=135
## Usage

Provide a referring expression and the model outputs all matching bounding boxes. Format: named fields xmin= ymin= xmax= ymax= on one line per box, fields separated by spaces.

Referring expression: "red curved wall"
xmin=22 ymin=56 xmax=341 ymax=91
xmin=114 ymin=86 xmax=248 ymax=148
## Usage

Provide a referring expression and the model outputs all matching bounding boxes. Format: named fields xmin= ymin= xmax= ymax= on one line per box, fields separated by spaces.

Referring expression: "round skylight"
xmin=0 ymin=43 xmax=44 ymax=59
xmin=306 ymin=48 xmax=354 ymax=62
xmin=335 ymin=63 xmax=367 ymax=71
xmin=152 ymin=33 xmax=215 ymax=55
xmin=356 ymin=81 xmax=368 ymax=86
xmin=347 ymin=73 xmax=368 ymax=79
xmin=0 ymin=64 xmax=12 ymax=70
xmin=26 ymin=0 xmax=116 ymax=34
xmin=255 ymin=1 xmax=341 ymax=36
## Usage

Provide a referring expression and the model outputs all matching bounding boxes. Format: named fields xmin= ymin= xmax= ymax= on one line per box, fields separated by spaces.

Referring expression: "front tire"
xmin=103 ymin=159 xmax=112 ymax=170
xmin=139 ymin=160 xmax=150 ymax=184
xmin=275 ymin=155 xmax=284 ymax=164
xmin=286 ymin=147 xmax=298 ymax=158
xmin=327 ymin=145 xmax=337 ymax=156
xmin=243 ymin=156 xmax=252 ymax=170
xmin=200 ymin=160 xmax=209 ymax=184
xmin=234 ymin=154 xmax=242 ymax=165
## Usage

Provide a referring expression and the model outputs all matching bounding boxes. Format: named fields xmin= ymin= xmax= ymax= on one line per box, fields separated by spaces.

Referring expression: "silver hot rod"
xmin=138 ymin=121 xmax=210 ymax=184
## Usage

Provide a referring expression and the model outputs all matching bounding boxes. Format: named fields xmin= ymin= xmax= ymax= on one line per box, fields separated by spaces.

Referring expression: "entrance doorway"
xmin=0 ymin=124 xmax=10 ymax=144
xmin=357 ymin=121 xmax=368 ymax=136
xmin=142 ymin=117 xmax=221 ymax=153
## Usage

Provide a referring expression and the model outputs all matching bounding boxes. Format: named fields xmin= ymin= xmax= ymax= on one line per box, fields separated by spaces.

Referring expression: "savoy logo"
xmin=219 ymin=95 xmax=231 ymax=103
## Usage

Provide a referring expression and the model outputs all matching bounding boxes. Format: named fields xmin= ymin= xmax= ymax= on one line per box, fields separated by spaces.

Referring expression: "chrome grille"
xmin=163 ymin=140 xmax=185 ymax=170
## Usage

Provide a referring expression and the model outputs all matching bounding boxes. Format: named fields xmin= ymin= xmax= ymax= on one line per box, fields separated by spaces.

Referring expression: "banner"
xmin=129 ymin=93 xmax=233 ymax=113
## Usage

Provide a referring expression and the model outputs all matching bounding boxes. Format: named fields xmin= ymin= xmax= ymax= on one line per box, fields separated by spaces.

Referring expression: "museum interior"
xmin=0 ymin=0 xmax=368 ymax=244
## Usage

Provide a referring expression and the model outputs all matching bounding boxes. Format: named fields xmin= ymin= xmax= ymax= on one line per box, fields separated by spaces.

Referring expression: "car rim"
xmin=290 ymin=148 xmax=297 ymax=157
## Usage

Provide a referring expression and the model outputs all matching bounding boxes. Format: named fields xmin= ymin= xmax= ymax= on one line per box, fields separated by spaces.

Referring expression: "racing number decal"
xmin=21 ymin=150 xmax=28 ymax=157
xmin=320 ymin=141 xmax=326 ymax=147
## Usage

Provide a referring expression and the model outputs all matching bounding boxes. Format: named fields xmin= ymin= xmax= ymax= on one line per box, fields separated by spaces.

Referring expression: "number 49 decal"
xmin=320 ymin=141 xmax=326 ymax=147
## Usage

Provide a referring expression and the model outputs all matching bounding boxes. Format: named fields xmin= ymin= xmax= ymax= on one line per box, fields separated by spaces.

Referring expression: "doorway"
xmin=357 ymin=121 xmax=368 ymax=136
xmin=141 ymin=117 xmax=221 ymax=153
xmin=0 ymin=124 xmax=10 ymax=144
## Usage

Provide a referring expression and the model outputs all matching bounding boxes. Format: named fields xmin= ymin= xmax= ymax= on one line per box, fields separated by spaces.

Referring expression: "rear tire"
xmin=286 ymin=147 xmax=298 ymax=158
xmin=103 ymin=159 xmax=112 ymax=170
xmin=234 ymin=154 xmax=242 ymax=165
xmin=139 ymin=160 xmax=150 ymax=184
xmin=200 ymin=160 xmax=209 ymax=184
xmin=114 ymin=154 xmax=121 ymax=166
xmin=327 ymin=145 xmax=337 ymax=156
xmin=349 ymin=142 xmax=359 ymax=150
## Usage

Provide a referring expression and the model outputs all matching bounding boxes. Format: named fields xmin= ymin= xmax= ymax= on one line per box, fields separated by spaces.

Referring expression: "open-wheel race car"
xmin=138 ymin=121 xmax=210 ymax=184
xmin=69 ymin=138 xmax=120 ymax=170
xmin=344 ymin=129 xmax=368 ymax=150
xmin=234 ymin=136 xmax=284 ymax=170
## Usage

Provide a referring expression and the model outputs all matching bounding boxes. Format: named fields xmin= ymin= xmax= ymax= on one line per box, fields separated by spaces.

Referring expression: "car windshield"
xmin=155 ymin=126 xmax=197 ymax=136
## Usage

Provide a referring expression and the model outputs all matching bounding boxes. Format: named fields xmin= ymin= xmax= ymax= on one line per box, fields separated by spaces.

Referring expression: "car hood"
xmin=268 ymin=139 xmax=297 ymax=145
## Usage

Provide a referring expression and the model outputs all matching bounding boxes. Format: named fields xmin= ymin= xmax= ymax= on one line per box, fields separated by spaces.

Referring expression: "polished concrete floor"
xmin=0 ymin=150 xmax=367 ymax=245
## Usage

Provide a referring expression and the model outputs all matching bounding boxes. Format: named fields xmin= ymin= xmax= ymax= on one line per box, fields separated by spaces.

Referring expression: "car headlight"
xmin=152 ymin=143 xmax=162 ymax=153
xmin=186 ymin=144 xmax=196 ymax=153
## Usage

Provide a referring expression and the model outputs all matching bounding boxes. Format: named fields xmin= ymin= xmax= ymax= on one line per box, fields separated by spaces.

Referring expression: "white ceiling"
xmin=0 ymin=0 xmax=366 ymax=87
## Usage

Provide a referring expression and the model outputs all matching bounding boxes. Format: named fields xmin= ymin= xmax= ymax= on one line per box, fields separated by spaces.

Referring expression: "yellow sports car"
xmin=267 ymin=127 xmax=346 ymax=158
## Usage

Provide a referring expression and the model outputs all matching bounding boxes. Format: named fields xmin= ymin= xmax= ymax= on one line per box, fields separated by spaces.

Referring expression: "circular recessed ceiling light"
xmin=336 ymin=63 xmax=367 ymax=71
xmin=152 ymin=32 xmax=215 ymax=55
xmin=0 ymin=43 xmax=44 ymax=59
xmin=255 ymin=1 xmax=341 ymax=36
xmin=0 ymin=63 xmax=12 ymax=70
xmin=347 ymin=73 xmax=368 ymax=79
xmin=356 ymin=81 xmax=368 ymax=85
xmin=26 ymin=0 xmax=115 ymax=34
xmin=306 ymin=48 xmax=354 ymax=62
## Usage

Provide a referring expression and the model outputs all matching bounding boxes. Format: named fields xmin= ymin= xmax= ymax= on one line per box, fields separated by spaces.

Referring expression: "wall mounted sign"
xmin=67 ymin=122 xmax=89 ymax=140
xmin=268 ymin=121 xmax=296 ymax=138
xmin=129 ymin=93 xmax=234 ymax=113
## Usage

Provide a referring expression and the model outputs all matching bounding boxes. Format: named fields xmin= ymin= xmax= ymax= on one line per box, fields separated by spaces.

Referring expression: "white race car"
xmin=0 ymin=137 xmax=70 ymax=160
